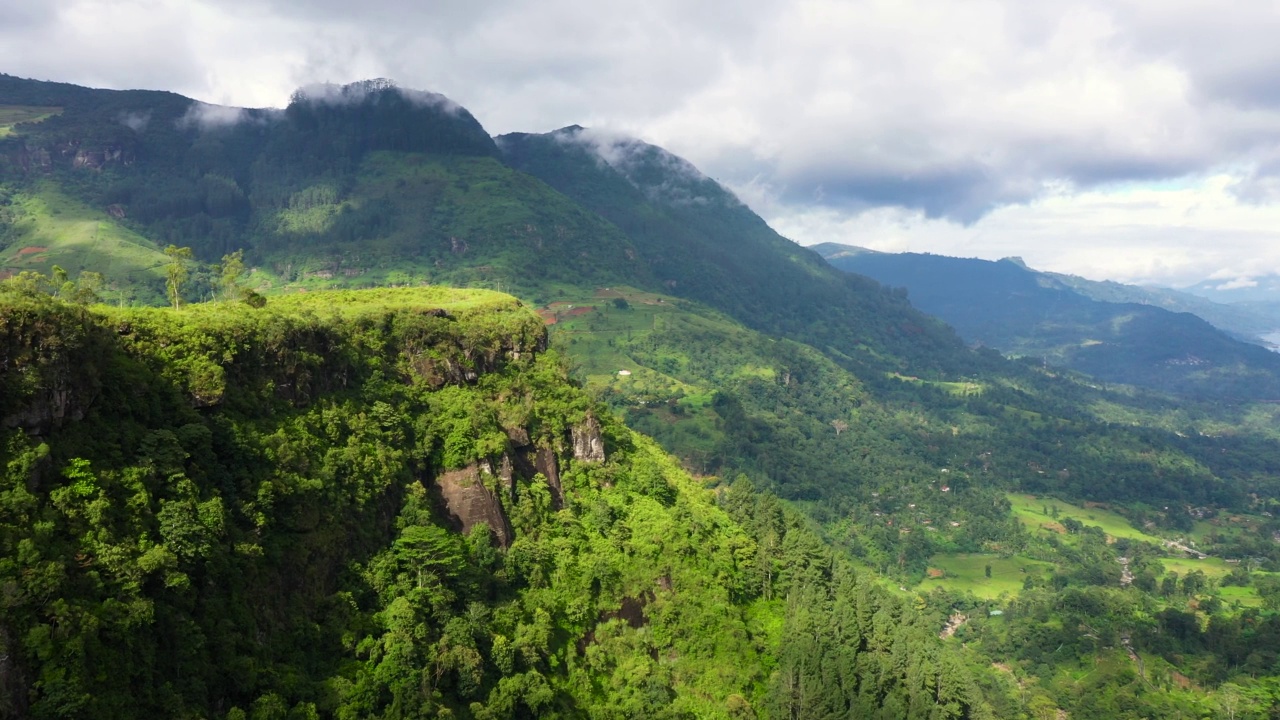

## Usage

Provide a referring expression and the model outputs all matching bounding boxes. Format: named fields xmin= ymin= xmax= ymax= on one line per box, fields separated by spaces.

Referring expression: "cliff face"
xmin=0 ymin=286 xmax=603 ymax=717
xmin=0 ymin=298 xmax=107 ymax=434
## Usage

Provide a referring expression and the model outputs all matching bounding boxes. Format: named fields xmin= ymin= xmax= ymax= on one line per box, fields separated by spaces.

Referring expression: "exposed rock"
xmin=18 ymin=147 xmax=51 ymax=172
xmin=571 ymin=413 xmax=605 ymax=463
xmin=577 ymin=590 xmax=655 ymax=655
xmin=432 ymin=464 xmax=513 ymax=547
xmin=504 ymin=424 xmax=531 ymax=447
xmin=536 ymin=446 xmax=564 ymax=508
xmin=1 ymin=309 xmax=102 ymax=434
xmin=400 ymin=309 xmax=545 ymax=389
xmin=2 ymin=384 xmax=91 ymax=432
xmin=940 ymin=612 xmax=968 ymax=639
xmin=481 ymin=454 xmax=517 ymax=502
xmin=72 ymin=148 xmax=124 ymax=170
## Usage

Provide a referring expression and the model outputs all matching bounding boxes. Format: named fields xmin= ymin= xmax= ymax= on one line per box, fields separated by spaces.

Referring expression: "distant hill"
xmin=1034 ymin=271 xmax=1280 ymax=341
xmin=813 ymin=242 xmax=1280 ymax=399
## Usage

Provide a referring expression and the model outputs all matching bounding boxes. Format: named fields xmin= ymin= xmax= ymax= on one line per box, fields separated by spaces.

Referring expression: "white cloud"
xmin=117 ymin=110 xmax=151 ymax=132
xmin=1214 ymin=277 xmax=1260 ymax=291
xmin=765 ymin=173 xmax=1280 ymax=286
xmin=177 ymin=102 xmax=247 ymax=130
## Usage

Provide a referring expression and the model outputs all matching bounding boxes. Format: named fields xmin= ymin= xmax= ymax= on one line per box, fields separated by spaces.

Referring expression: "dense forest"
xmin=0 ymin=285 xmax=1003 ymax=718
xmin=4 ymin=74 xmax=1280 ymax=717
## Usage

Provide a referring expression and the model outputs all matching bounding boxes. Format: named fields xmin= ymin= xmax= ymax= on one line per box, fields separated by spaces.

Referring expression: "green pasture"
xmin=548 ymin=285 xmax=746 ymax=398
xmin=918 ymin=553 xmax=1054 ymax=599
xmin=1007 ymin=493 xmax=1164 ymax=544
xmin=1159 ymin=556 xmax=1234 ymax=580
xmin=1217 ymin=585 xmax=1263 ymax=609
xmin=1186 ymin=512 xmax=1268 ymax=546
xmin=889 ymin=373 xmax=985 ymax=396
xmin=1 ymin=184 xmax=169 ymax=303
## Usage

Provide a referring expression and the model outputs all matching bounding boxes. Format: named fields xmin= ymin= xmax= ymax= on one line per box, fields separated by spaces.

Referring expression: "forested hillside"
xmin=0 ymin=286 xmax=1004 ymax=719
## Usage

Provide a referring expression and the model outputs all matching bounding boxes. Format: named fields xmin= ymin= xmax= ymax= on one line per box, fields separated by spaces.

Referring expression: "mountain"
xmin=8 ymin=74 xmax=1280 ymax=718
xmin=813 ymin=242 xmax=1280 ymax=399
xmin=1042 ymin=271 xmax=1280 ymax=342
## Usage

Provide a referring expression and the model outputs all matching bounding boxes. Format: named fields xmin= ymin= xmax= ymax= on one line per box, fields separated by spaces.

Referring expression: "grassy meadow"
xmin=918 ymin=553 xmax=1055 ymax=599
xmin=0 ymin=183 xmax=168 ymax=303
xmin=1007 ymin=493 xmax=1165 ymax=543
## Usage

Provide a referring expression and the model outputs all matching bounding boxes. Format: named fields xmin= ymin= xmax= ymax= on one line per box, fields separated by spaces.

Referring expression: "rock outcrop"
xmin=535 ymin=447 xmax=564 ymax=508
xmin=432 ymin=464 xmax=514 ymax=547
xmin=571 ymin=412 xmax=605 ymax=463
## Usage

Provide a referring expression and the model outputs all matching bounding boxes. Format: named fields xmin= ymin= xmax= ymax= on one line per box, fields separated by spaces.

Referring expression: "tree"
xmin=1255 ymin=575 xmax=1280 ymax=610
xmin=831 ymin=419 xmax=849 ymax=436
xmin=164 ymin=245 xmax=193 ymax=309
xmin=1028 ymin=694 xmax=1059 ymax=720
xmin=71 ymin=271 xmax=104 ymax=304
xmin=220 ymin=249 xmax=246 ymax=300
xmin=51 ymin=265 xmax=72 ymax=298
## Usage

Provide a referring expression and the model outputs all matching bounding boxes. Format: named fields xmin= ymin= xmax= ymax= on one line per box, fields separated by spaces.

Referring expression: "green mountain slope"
xmin=498 ymin=127 xmax=972 ymax=377
xmin=0 ymin=181 xmax=169 ymax=303
xmin=814 ymin=243 xmax=1280 ymax=400
xmin=0 ymin=286 xmax=1002 ymax=719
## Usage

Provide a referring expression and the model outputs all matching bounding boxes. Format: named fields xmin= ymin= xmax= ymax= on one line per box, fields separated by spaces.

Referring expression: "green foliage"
xmin=163 ymin=244 xmax=192 ymax=308
xmin=0 ymin=288 xmax=1004 ymax=719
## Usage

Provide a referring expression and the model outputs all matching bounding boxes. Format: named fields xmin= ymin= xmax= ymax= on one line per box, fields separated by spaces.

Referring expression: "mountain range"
xmin=815 ymin=242 xmax=1280 ymax=399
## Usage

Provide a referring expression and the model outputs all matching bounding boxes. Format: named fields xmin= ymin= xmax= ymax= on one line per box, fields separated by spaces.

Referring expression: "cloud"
xmin=117 ymin=110 xmax=151 ymax=133
xmin=177 ymin=102 xmax=249 ymax=130
xmin=290 ymin=79 xmax=463 ymax=114
xmin=763 ymin=174 xmax=1280 ymax=286
xmin=1214 ymin=277 xmax=1259 ymax=291
xmin=548 ymin=126 xmax=736 ymax=208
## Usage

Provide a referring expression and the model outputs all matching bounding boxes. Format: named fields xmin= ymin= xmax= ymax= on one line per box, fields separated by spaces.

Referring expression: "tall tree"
xmin=164 ymin=245 xmax=193 ymax=309
xmin=220 ymin=249 xmax=246 ymax=301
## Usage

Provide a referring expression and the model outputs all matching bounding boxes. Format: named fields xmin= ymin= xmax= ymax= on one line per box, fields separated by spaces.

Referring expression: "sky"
xmin=4 ymin=0 xmax=1280 ymax=288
